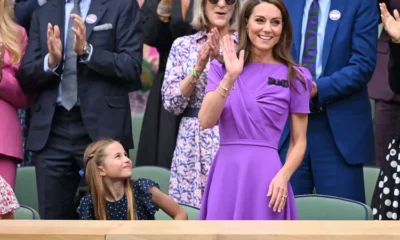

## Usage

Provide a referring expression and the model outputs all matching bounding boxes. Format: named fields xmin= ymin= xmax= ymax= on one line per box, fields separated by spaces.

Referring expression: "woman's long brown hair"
xmin=84 ymin=139 xmax=136 ymax=220
xmin=237 ymin=0 xmax=306 ymax=89
xmin=2 ymin=0 xmax=23 ymax=64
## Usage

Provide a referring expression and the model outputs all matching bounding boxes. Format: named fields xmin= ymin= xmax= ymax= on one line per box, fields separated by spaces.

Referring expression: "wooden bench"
xmin=1 ymin=221 xmax=400 ymax=240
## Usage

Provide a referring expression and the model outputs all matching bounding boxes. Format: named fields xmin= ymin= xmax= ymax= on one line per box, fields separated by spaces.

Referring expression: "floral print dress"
xmin=0 ymin=175 xmax=19 ymax=215
xmin=162 ymin=31 xmax=237 ymax=208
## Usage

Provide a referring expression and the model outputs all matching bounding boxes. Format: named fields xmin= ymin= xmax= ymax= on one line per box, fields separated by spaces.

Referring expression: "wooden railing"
xmin=1 ymin=221 xmax=400 ymax=240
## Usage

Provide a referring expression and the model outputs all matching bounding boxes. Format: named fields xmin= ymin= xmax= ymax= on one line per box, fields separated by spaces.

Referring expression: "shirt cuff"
xmin=44 ymin=54 xmax=59 ymax=75
xmin=38 ymin=0 xmax=47 ymax=6
xmin=80 ymin=44 xmax=93 ymax=63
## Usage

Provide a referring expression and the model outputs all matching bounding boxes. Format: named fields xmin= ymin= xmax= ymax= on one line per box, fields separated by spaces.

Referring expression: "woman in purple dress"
xmin=198 ymin=0 xmax=312 ymax=220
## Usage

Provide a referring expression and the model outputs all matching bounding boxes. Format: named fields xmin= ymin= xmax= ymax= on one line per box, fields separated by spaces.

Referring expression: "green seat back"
xmin=155 ymin=204 xmax=200 ymax=220
xmin=131 ymin=166 xmax=170 ymax=194
xmin=364 ymin=167 xmax=380 ymax=207
xmin=14 ymin=167 xmax=39 ymax=213
xmin=129 ymin=113 xmax=144 ymax=166
xmin=370 ymin=98 xmax=375 ymax=122
xmin=295 ymin=194 xmax=373 ymax=220
xmin=14 ymin=205 xmax=40 ymax=219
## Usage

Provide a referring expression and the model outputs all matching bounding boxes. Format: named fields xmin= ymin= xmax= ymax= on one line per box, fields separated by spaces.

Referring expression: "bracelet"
xmin=219 ymin=81 xmax=229 ymax=91
xmin=192 ymin=67 xmax=200 ymax=78
xmin=217 ymin=85 xmax=229 ymax=98
xmin=157 ymin=2 xmax=173 ymax=17
xmin=190 ymin=67 xmax=199 ymax=84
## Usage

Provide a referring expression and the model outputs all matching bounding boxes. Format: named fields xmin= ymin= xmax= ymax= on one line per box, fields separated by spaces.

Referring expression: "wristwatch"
xmin=80 ymin=44 xmax=92 ymax=60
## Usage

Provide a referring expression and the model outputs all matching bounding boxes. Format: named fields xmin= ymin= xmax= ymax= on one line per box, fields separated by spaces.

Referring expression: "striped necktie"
xmin=61 ymin=0 xmax=81 ymax=110
xmin=302 ymin=0 xmax=319 ymax=78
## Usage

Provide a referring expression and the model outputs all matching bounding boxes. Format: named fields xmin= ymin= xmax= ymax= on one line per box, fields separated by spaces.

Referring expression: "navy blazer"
xmin=17 ymin=0 xmax=144 ymax=151
xmin=279 ymin=0 xmax=378 ymax=165
xmin=14 ymin=0 xmax=40 ymax=32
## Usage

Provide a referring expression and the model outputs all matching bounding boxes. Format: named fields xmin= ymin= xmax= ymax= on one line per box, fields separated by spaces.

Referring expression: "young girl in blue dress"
xmin=77 ymin=139 xmax=188 ymax=220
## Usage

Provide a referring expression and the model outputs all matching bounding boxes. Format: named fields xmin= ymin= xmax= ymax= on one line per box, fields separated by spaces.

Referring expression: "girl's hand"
xmin=266 ymin=170 xmax=289 ymax=212
xmin=150 ymin=186 xmax=188 ymax=220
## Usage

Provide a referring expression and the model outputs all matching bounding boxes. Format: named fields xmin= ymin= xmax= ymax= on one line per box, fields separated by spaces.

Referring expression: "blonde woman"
xmin=162 ymin=0 xmax=241 ymax=208
xmin=0 ymin=0 xmax=32 ymax=188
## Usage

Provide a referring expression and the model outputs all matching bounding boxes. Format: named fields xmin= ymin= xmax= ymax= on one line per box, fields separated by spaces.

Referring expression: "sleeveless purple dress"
xmin=199 ymin=60 xmax=312 ymax=220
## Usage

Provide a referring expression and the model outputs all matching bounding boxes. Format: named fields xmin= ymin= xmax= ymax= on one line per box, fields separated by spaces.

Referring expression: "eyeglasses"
xmin=208 ymin=0 xmax=237 ymax=6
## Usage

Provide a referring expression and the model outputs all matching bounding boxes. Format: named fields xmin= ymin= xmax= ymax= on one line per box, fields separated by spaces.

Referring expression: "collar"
xmin=193 ymin=31 xmax=208 ymax=42
xmin=193 ymin=31 xmax=239 ymax=43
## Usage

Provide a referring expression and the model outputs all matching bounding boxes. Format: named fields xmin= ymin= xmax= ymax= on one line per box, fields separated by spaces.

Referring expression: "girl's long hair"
xmin=84 ymin=139 xmax=136 ymax=220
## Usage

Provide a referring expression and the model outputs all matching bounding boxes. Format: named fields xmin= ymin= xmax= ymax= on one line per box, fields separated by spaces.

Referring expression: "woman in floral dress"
xmin=0 ymin=175 xmax=19 ymax=219
xmin=162 ymin=0 xmax=241 ymax=208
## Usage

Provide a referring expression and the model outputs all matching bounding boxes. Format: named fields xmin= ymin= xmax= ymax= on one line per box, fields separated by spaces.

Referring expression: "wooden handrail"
xmin=0 ymin=220 xmax=124 ymax=240
xmin=106 ymin=221 xmax=400 ymax=240
xmin=1 ymin=221 xmax=400 ymax=240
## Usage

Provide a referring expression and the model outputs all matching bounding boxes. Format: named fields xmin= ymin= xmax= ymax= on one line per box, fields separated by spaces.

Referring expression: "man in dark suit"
xmin=14 ymin=0 xmax=45 ymax=32
xmin=368 ymin=0 xmax=400 ymax=166
xmin=280 ymin=0 xmax=378 ymax=203
xmin=17 ymin=0 xmax=143 ymax=219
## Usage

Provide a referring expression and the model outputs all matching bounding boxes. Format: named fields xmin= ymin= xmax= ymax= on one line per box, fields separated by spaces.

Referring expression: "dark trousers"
xmin=33 ymin=107 xmax=91 ymax=219
xmin=374 ymin=100 xmax=400 ymax=166
xmin=279 ymin=112 xmax=365 ymax=203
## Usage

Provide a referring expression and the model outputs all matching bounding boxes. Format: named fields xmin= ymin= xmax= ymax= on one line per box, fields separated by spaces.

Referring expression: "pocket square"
xmin=93 ymin=23 xmax=113 ymax=31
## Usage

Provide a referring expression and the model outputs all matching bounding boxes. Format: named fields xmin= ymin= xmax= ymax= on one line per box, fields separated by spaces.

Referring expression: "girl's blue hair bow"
xmin=79 ymin=169 xmax=85 ymax=178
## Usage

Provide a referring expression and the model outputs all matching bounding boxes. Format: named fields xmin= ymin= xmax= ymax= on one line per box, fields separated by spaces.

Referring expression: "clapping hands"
xmin=195 ymin=28 xmax=220 ymax=73
xmin=207 ymin=28 xmax=220 ymax=59
xmin=47 ymin=23 xmax=62 ymax=69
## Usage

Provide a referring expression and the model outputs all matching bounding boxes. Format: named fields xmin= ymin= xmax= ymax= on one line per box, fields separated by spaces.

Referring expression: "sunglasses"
xmin=208 ymin=0 xmax=237 ymax=6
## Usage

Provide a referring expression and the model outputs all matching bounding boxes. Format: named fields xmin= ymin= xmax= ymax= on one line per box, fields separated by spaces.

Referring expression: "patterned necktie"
xmin=61 ymin=0 xmax=81 ymax=110
xmin=302 ymin=0 xmax=319 ymax=78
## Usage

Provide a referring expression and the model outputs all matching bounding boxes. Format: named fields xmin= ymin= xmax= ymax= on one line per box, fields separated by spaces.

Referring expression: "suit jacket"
xmin=0 ymin=27 xmax=35 ymax=160
xmin=368 ymin=0 xmax=400 ymax=102
xmin=17 ymin=0 xmax=144 ymax=151
xmin=14 ymin=0 xmax=41 ymax=33
xmin=280 ymin=0 xmax=378 ymax=165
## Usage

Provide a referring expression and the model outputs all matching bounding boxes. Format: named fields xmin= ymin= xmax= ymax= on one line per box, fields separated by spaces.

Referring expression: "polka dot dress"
xmin=77 ymin=178 xmax=160 ymax=220
xmin=372 ymin=137 xmax=400 ymax=220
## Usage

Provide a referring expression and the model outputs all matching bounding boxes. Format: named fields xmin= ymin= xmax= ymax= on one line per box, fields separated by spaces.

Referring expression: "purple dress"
xmin=199 ymin=61 xmax=312 ymax=220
